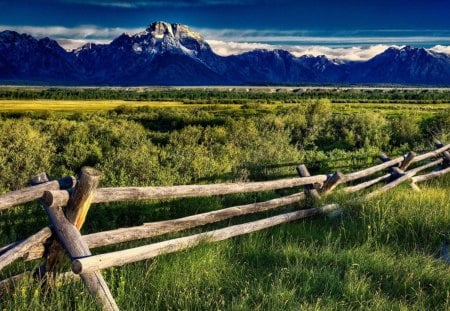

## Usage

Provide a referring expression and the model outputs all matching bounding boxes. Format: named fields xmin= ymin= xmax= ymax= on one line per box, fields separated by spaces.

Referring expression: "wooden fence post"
xmin=296 ymin=165 xmax=321 ymax=200
xmin=399 ymin=151 xmax=417 ymax=171
xmin=435 ymin=140 xmax=450 ymax=166
xmin=43 ymin=167 xmax=119 ymax=310
xmin=320 ymin=171 xmax=345 ymax=195
xmin=44 ymin=167 xmax=100 ymax=272
xmin=380 ymin=153 xmax=405 ymax=177
xmin=46 ymin=205 xmax=119 ymax=311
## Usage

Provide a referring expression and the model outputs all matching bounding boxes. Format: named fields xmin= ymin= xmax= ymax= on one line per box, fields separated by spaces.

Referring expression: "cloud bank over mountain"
xmin=1 ymin=24 xmax=450 ymax=62
xmin=1 ymin=21 xmax=450 ymax=85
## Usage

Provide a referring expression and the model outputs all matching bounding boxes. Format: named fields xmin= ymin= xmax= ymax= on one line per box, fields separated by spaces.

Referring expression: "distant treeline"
xmin=1 ymin=88 xmax=450 ymax=103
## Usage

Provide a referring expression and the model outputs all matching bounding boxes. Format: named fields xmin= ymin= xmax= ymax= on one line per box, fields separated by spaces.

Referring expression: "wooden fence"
xmin=1 ymin=141 xmax=449 ymax=310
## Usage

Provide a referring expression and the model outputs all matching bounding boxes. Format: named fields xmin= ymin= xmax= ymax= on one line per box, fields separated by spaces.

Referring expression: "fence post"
xmin=399 ymin=151 xmax=416 ymax=171
xmin=296 ymin=165 xmax=321 ymax=200
xmin=320 ymin=171 xmax=345 ymax=195
xmin=43 ymin=167 xmax=119 ymax=310
xmin=435 ymin=140 xmax=450 ymax=166
xmin=380 ymin=153 xmax=405 ymax=177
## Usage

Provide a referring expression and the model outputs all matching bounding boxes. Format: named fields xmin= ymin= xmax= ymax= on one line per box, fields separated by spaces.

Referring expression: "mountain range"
xmin=1 ymin=21 xmax=450 ymax=86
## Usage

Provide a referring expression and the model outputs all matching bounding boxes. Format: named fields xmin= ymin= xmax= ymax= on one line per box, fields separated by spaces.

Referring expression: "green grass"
xmin=1 ymin=175 xmax=449 ymax=310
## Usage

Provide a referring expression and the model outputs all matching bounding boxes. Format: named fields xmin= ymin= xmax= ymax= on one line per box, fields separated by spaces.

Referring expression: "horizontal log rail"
xmin=44 ymin=175 xmax=327 ymax=208
xmin=366 ymin=158 xmax=444 ymax=199
xmin=72 ymin=204 xmax=339 ymax=274
xmin=0 ymin=227 xmax=52 ymax=271
xmin=343 ymin=143 xmax=450 ymax=183
xmin=410 ymin=143 xmax=450 ymax=163
xmin=343 ymin=173 xmax=391 ymax=193
xmin=0 ymin=176 xmax=76 ymax=211
xmin=412 ymin=166 xmax=450 ymax=183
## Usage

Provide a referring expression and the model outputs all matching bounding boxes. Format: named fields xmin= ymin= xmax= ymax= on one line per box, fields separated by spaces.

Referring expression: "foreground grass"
xmin=1 ymin=176 xmax=449 ymax=310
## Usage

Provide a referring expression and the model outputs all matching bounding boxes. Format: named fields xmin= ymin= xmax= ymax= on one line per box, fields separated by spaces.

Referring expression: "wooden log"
xmin=0 ymin=176 xmax=76 ymax=211
xmin=399 ymin=151 xmax=417 ymax=171
xmin=366 ymin=158 xmax=444 ymax=199
xmin=0 ymin=227 xmax=52 ymax=272
xmin=83 ymin=192 xmax=306 ymax=249
xmin=72 ymin=204 xmax=339 ymax=274
xmin=343 ymin=156 xmax=404 ymax=182
xmin=320 ymin=172 xmax=345 ymax=195
xmin=435 ymin=140 xmax=450 ymax=165
xmin=411 ymin=143 xmax=450 ymax=163
xmin=296 ymin=165 xmax=321 ymax=200
xmin=46 ymin=205 xmax=119 ymax=311
xmin=66 ymin=167 xmax=101 ymax=229
xmin=30 ymin=172 xmax=50 ymax=186
xmin=44 ymin=175 xmax=328 ymax=208
xmin=379 ymin=153 xmax=404 ymax=176
xmin=411 ymin=166 xmax=450 ymax=183
xmin=43 ymin=167 xmax=100 ymax=275
xmin=343 ymin=173 xmax=391 ymax=193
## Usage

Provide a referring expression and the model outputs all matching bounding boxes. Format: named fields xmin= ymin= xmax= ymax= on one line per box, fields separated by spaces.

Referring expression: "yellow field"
xmin=0 ymin=100 xmax=187 ymax=111
xmin=0 ymin=99 xmax=448 ymax=115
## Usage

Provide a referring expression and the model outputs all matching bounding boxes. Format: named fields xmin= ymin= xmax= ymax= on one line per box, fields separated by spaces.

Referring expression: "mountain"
xmin=0 ymin=21 xmax=450 ymax=85
xmin=0 ymin=30 xmax=79 ymax=83
xmin=347 ymin=46 xmax=450 ymax=85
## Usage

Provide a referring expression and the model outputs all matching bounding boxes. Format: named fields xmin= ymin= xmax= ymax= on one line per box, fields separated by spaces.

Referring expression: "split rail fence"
xmin=0 ymin=141 xmax=449 ymax=310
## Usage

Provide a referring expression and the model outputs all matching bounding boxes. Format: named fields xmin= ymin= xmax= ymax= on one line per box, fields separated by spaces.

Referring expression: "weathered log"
xmin=366 ymin=158 xmax=444 ymax=199
xmin=44 ymin=175 xmax=328 ymax=208
xmin=0 ymin=176 xmax=76 ymax=211
xmin=320 ymin=172 xmax=345 ymax=195
xmin=399 ymin=151 xmax=417 ymax=171
xmin=0 ymin=227 xmax=52 ymax=272
xmin=296 ymin=165 xmax=321 ymax=200
xmin=411 ymin=166 xmax=450 ymax=183
xmin=379 ymin=153 xmax=404 ymax=176
xmin=66 ymin=167 xmax=101 ymax=229
xmin=46 ymin=205 xmax=119 ymax=311
xmin=343 ymin=156 xmax=404 ymax=182
xmin=435 ymin=140 xmax=450 ymax=165
xmin=72 ymin=204 xmax=339 ymax=274
xmin=43 ymin=167 xmax=100 ymax=275
xmin=83 ymin=192 xmax=306 ymax=249
xmin=30 ymin=173 xmax=50 ymax=186
xmin=411 ymin=143 xmax=450 ymax=163
xmin=343 ymin=173 xmax=391 ymax=193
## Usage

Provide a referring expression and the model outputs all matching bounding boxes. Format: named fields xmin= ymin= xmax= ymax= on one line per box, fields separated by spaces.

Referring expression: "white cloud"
xmin=207 ymin=40 xmax=406 ymax=61
xmin=430 ymin=45 xmax=450 ymax=55
xmin=196 ymin=27 xmax=450 ymax=45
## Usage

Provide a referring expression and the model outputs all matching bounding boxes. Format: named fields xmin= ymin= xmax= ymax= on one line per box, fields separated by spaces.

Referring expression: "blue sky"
xmin=1 ymin=0 xmax=450 ymax=60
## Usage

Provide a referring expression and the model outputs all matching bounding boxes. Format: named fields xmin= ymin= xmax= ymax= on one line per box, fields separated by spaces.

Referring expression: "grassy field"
xmin=1 ymin=176 xmax=449 ymax=310
xmin=0 ymin=93 xmax=449 ymax=310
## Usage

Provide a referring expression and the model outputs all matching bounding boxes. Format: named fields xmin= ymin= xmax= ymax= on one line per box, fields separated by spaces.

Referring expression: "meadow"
xmin=0 ymin=88 xmax=449 ymax=310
